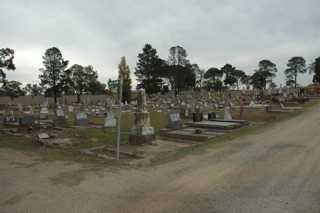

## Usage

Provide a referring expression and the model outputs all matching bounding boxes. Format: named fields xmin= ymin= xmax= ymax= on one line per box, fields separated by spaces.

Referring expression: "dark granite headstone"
xmin=20 ymin=114 xmax=34 ymax=126
xmin=192 ymin=113 xmax=203 ymax=122
xmin=208 ymin=112 xmax=216 ymax=120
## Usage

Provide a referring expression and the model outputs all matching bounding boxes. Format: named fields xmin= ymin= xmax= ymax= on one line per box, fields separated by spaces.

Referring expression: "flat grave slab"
xmin=160 ymin=127 xmax=224 ymax=142
xmin=186 ymin=120 xmax=244 ymax=130
xmin=208 ymin=119 xmax=250 ymax=125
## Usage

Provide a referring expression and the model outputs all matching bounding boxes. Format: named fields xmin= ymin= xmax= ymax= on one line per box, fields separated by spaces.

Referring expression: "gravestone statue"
xmin=129 ymin=89 xmax=155 ymax=145
xmin=104 ymin=111 xmax=116 ymax=128
xmin=168 ymin=112 xmax=182 ymax=129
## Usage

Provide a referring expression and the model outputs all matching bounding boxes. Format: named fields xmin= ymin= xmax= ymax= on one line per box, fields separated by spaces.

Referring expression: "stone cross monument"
xmin=224 ymin=98 xmax=233 ymax=121
xmin=129 ymin=89 xmax=155 ymax=145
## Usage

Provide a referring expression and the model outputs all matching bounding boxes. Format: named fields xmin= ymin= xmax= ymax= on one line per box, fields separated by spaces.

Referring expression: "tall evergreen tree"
xmin=204 ymin=67 xmax=223 ymax=91
xmin=69 ymin=64 xmax=99 ymax=102
xmin=311 ymin=57 xmax=320 ymax=84
xmin=60 ymin=67 xmax=74 ymax=95
xmin=249 ymin=60 xmax=277 ymax=90
xmin=193 ymin=64 xmax=205 ymax=89
xmin=135 ymin=44 xmax=164 ymax=95
xmin=118 ymin=56 xmax=132 ymax=104
xmin=168 ymin=46 xmax=189 ymax=66
xmin=285 ymin=57 xmax=307 ymax=88
xmin=39 ymin=47 xmax=68 ymax=105
xmin=258 ymin=60 xmax=277 ymax=87
xmin=221 ymin=64 xmax=237 ymax=88
xmin=250 ymin=71 xmax=270 ymax=90
xmin=69 ymin=64 xmax=85 ymax=102
xmin=0 ymin=48 xmax=16 ymax=85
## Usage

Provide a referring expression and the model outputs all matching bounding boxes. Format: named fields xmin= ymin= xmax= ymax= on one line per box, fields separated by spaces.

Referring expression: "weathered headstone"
xmin=56 ymin=106 xmax=66 ymax=124
xmin=104 ymin=111 xmax=116 ymax=128
xmin=5 ymin=111 xmax=16 ymax=123
xmin=224 ymin=105 xmax=232 ymax=121
xmin=56 ymin=107 xmax=65 ymax=117
xmin=17 ymin=103 xmax=23 ymax=112
xmin=68 ymin=105 xmax=74 ymax=113
xmin=75 ymin=112 xmax=88 ymax=126
xmin=168 ymin=112 xmax=182 ymax=129
xmin=129 ymin=90 xmax=155 ymax=145
xmin=40 ymin=106 xmax=49 ymax=120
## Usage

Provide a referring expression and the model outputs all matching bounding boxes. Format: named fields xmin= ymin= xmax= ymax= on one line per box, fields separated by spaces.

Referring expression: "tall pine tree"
xmin=39 ymin=47 xmax=68 ymax=105
xmin=311 ymin=57 xmax=320 ymax=84
xmin=0 ymin=48 xmax=16 ymax=85
xmin=135 ymin=44 xmax=164 ymax=95
xmin=119 ymin=56 xmax=132 ymax=104
xmin=285 ymin=57 xmax=306 ymax=88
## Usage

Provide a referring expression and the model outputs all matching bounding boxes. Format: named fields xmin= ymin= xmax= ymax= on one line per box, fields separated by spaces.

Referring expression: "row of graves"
xmin=159 ymin=101 xmax=249 ymax=142
xmin=147 ymin=88 xmax=310 ymax=143
xmin=0 ymin=88 xmax=310 ymax=162
xmin=0 ymin=99 xmax=119 ymax=145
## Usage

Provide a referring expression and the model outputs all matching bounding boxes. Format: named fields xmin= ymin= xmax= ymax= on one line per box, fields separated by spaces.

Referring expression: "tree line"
xmin=0 ymin=47 xmax=107 ymax=103
xmin=135 ymin=44 xmax=319 ymax=95
xmin=1 ymin=45 xmax=320 ymax=102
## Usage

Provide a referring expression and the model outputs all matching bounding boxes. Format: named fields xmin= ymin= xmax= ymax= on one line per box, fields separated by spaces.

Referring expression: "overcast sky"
xmin=2 ymin=0 xmax=320 ymax=87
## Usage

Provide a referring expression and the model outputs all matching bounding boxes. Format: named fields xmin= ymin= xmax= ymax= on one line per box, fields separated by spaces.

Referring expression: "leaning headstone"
xmin=104 ymin=111 xmax=116 ymax=128
xmin=168 ymin=112 xmax=182 ymax=130
xmin=129 ymin=89 xmax=155 ymax=145
xmin=75 ymin=112 xmax=88 ymax=126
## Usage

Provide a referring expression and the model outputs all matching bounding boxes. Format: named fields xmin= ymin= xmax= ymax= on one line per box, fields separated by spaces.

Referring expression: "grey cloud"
xmin=1 ymin=0 xmax=319 ymax=86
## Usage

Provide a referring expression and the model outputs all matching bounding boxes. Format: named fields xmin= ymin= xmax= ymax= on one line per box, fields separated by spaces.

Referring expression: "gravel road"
xmin=1 ymin=104 xmax=320 ymax=213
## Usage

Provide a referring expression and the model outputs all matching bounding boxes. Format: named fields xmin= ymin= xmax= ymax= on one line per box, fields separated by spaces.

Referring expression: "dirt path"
xmin=1 ymin=104 xmax=320 ymax=213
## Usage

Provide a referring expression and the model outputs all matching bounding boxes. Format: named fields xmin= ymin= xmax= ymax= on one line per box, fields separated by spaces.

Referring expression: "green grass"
xmin=0 ymin=110 xmax=169 ymax=164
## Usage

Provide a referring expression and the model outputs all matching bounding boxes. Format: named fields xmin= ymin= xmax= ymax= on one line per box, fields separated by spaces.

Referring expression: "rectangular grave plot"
xmin=159 ymin=128 xmax=223 ymax=142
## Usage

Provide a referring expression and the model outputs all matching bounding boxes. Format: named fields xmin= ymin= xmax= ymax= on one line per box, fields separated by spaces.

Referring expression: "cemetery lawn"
xmin=0 ymin=100 xmax=318 ymax=166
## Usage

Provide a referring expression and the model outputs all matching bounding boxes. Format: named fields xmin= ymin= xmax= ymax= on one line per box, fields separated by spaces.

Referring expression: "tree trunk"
xmin=77 ymin=93 xmax=81 ymax=103
xmin=54 ymin=88 xmax=57 ymax=106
